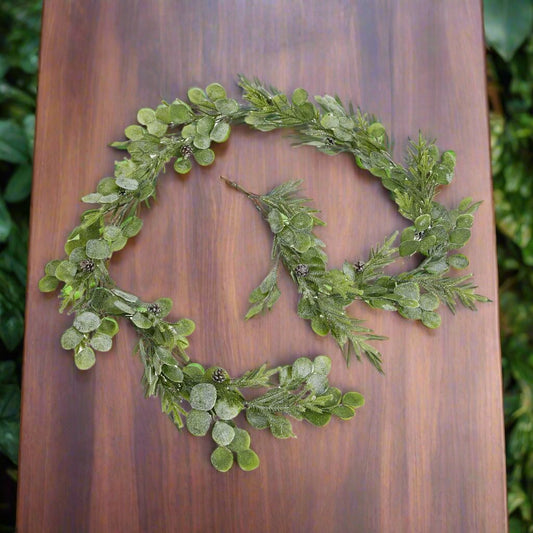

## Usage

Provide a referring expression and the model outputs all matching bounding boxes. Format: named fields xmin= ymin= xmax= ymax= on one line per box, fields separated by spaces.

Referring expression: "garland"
xmin=38 ymin=76 xmax=488 ymax=472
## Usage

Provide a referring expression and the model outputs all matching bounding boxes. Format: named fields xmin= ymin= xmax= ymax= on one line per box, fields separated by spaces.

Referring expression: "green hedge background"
xmin=0 ymin=1 xmax=531 ymax=530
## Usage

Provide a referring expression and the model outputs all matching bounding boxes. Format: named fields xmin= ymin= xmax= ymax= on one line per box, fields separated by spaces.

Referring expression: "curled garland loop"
xmin=39 ymin=77 xmax=488 ymax=472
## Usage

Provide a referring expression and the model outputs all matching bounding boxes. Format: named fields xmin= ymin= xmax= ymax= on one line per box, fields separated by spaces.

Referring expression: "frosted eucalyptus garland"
xmin=38 ymin=76 xmax=488 ymax=472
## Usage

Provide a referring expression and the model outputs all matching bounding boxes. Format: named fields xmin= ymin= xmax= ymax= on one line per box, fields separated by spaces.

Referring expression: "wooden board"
xmin=18 ymin=1 xmax=507 ymax=531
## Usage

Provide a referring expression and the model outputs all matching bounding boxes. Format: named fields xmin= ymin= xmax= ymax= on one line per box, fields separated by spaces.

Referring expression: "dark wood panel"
xmin=18 ymin=1 xmax=506 ymax=531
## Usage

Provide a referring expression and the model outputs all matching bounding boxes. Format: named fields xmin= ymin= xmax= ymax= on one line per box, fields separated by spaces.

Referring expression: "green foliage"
xmin=0 ymin=1 xmax=41 ymax=492
xmin=486 ymin=1 xmax=533 ymax=526
xmin=484 ymin=0 xmax=533 ymax=61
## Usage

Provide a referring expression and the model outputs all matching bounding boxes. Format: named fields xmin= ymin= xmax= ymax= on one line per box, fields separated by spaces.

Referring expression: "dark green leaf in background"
xmin=484 ymin=0 xmax=533 ymax=60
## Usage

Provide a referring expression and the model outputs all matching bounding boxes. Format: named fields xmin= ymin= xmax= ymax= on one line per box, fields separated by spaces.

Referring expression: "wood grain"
xmin=18 ymin=1 xmax=507 ymax=531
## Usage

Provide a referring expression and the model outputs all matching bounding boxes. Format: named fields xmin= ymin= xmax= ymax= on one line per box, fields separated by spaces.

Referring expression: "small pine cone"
xmin=354 ymin=260 xmax=365 ymax=272
xmin=212 ymin=368 xmax=226 ymax=383
xmin=79 ymin=259 xmax=95 ymax=273
xmin=147 ymin=303 xmax=161 ymax=316
xmin=294 ymin=264 xmax=310 ymax=277
xmin=181 ymin=144 xmax=194 ymax=159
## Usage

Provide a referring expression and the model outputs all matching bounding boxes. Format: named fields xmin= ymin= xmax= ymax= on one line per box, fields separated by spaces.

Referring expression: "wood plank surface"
xmin=18 ymin=1 xmax=507 ymax=531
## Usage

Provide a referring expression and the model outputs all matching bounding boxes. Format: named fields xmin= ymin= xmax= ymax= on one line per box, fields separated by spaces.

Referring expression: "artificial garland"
xmin=39 ymin=76 xmax=488 ymax=472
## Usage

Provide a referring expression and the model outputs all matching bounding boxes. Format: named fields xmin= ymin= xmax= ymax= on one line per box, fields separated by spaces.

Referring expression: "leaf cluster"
xmin=229 ymin=173 xmax=486 ymax=371
xmin=156 ymin=353 xmax=364 ymax=472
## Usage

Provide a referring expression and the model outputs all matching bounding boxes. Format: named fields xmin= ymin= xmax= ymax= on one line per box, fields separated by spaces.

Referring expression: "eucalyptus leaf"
xmin=60 ymin=327 xmax=84 ymax=350
xmin=210 ymin=446 xmax=233 ymax=472
xmin=73 ymin=312 xmax=101 ymax=333
xmin=212 ymin=421 xmax=235 ymax=446
xmin=74 ymin=347 xmax=96 ymax=370
xmin=86 ymin=239 xmax=111 ymax=260
xmin=236 ymin=449 xmax=260 ymax=471
xmin=186 ymin=409 xmax=212 ymax=436
xmin=190 ymin=383 xmax=217 ymax=411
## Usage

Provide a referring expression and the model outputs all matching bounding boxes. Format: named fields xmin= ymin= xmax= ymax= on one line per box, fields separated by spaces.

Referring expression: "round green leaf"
xmin=122 ymin=216 xmax=143 ymax=238
xmin=89 ymin=333 xmax=113 ymax=352
xmin=190 ymin=383 xmax=217 ymax=411
xmin=214 ymin=395 xmax=243 ymax=420
xmin=394 ymin=282 xmax=420 ymax=301
xmin=174 ymin=158 xmax=192 ymax=174
xmin=74 ymin=311 xmax=101 ymax=333
xmin=103 ymin=225 xmax=122 ymax=240
xmin=228 ymin=428 xmax=251 ymax=452
xmin=109 ymin=235 xmax=128 ymax=252
xmin=38 ymin=275 xmax=59 ymax=292
xmin=173 ymin=318 xmax=195 ymax=336
xmin=162 ymin=364 xmax=183 ymax=383
xmin=210 ymin=122 xmax=231 ymax=143
xmin=186 ymin=409 xmax=212 ymax=436
xmin=456 ymin=214 xmax=474 ymax=228
xmin=419 ymin=293 xmax=440 ymax=311
xmin=97 ymin=177 xmax=118 ymax=195
xmin=332 ymin=405 xmax=355 ymax=420
xmin=193 ymin=135 xmax=211 ymax=150
xmin=124 ymin=125 xmax=144 ymax=140
xmin=206 ymin=82 xmax=227 ymax=101
xmin=320 ymin=113 xmax=339 ymax=129
xmin=170 ymin=103 xmax=192 ymax=124
xmin=399 ymin=240 xmax=420 ymax=256
xmin=246 ymin=409 xmax=269 ymax=430
xmin=320 ymin=387 xmax=342 ymax=408
xmin=291 ymin=212 xmax=314 ymax=231
xmin=421 ymin=310 xmax=442 ymax=329
xmin=86 ymin=239 xmax=111 ymax=260
xmin=397 ymin=306 xmax=422 ymax=320
xmin=44 ymin=260 xmax=61 ymax=276
xmin=311 ymin=316 xmax=330 ymax=336
xmin=313 ymin=355 xmax=331 ymax=376
xmin=268 ymin=416 xmax=294 ymax=439
xmin=187 ymin=87 xmax=207 ymax=104
xmin=196 ymin=116 xmax=215 ymax=135
xmin=61 ymin=327 xmax=84 ymax=350
xmin=55 ymin=260 xmax=77 ymax=282
xmin=212 ymin=421 xmax=235 ymax=446
xmin=267 ymin=209 xmax=288 ymax=234
xmin=153 ymin=297 xmax=172 ymax=317
xmin=303 ymin=410 xmax=331 ymax=427
xmin=292 ymin=88 xmax=308 ymax=106
xmin=306 ymin=373 xmax=328 ymax=394
xmin=342 ymin=391 xmax=365 ymax=408
xmin=448 ymin=253 xmax=469 ymax=269
xmin=183 ymin=363 xmax=205 ymax=380
xmin=214 ymin=98 xmax=239 ymax=115
xmin=292 ymin=357 xmax=313 ymax=379
xmin=97 ymin=317 xmax=119 ymax=337
xmin=137 ymin=108 xmax=156 ymax=125
xmin=414 ymin=214 xmax=431 ymax=231
xmin=74 ymin=346 xmax=96 ymax=370
xmin=449 ymin=228 xmax=471 ymax=247
xmin=193 ymin=148 xmax=215 ymax=166
xmin=236 ymin=449 xmax=260 ymax=472
xmin=210 ymin=446 xmax=233 ymax=472
xmin=155 ymin=105 xmax=171 ymax=123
